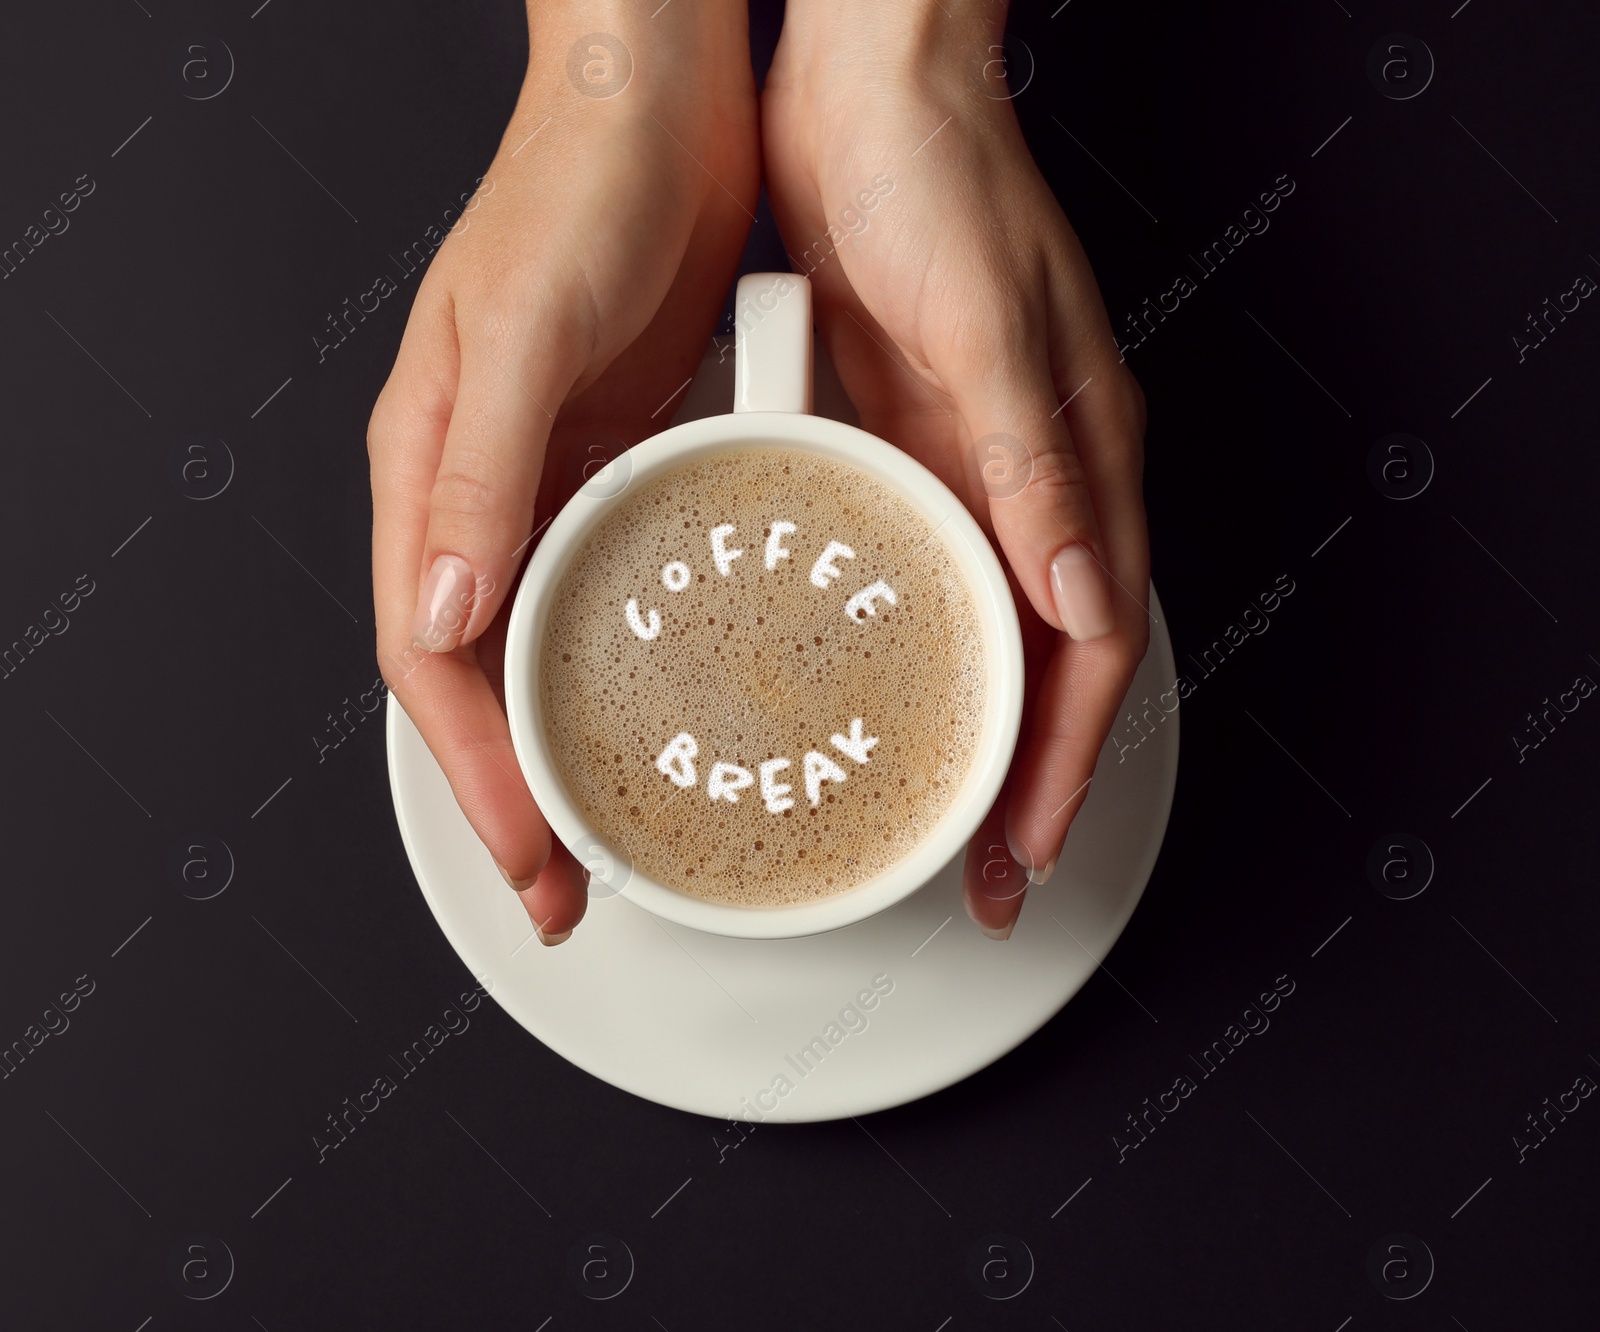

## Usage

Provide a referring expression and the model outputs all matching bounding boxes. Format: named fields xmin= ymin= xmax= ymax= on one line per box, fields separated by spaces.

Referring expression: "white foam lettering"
xmin=765 ymin=521 xmax=797 ymax=570
xmin=830 ymin=718 xmax=878 ymax=764
xmin=803 ymin=751 xmax=848 ymax=806
xmin=708 ymin=762 xmax=755 ymax=804
xmin=809 ymin=540 xmax=856 ymax=589
xmin=650 ymin=723 xmax=877 ymax=814
xmin=656 ymin=732 xmax=698 ymax=788
xmin=625 ymin=598 xmax=661 ymax=640
xmin=759 ymin=758 xmax=794 ymax=813
xmin=710 ymin=524 xmax=743 ymax=576
xmin=844 ymin=580 xmax=897 ymax=622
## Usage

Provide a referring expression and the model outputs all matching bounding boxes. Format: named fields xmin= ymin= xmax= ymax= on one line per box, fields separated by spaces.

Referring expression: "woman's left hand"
xmin=762 ymin=0 xmax=1151 ymax=938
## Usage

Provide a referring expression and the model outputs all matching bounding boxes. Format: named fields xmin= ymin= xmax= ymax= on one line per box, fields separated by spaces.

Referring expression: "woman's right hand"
xmin=368 ymin=3 xmax=758 ymax=943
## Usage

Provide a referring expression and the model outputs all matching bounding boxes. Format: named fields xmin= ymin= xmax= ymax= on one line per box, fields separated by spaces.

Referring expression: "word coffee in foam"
xmin=623 ymin=524 xmax=898 ymax=640
xmin=541 ymin=448 xmax=984 ymax=907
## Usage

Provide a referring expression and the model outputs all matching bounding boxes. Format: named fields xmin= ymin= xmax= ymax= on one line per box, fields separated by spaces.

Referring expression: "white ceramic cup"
xmin=504 ymin=273 xmax=1024 ymax=939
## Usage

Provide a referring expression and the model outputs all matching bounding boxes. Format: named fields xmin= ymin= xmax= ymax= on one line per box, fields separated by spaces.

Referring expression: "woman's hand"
xmin=369 ymin=2 xmax=758 ymax=943
xmin=763 ymin=0 xmax=1150 ymax=938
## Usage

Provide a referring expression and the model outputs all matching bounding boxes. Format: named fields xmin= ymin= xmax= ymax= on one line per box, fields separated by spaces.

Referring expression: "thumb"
xmin=955 ymin=346 xmax=1115 ymax=643
xmin=411 ymin=320 xmax=565 ymax=653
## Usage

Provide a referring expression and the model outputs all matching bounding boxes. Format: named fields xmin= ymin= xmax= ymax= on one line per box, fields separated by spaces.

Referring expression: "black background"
xmin=2 ymin=1 xmax=1597 ymax=1328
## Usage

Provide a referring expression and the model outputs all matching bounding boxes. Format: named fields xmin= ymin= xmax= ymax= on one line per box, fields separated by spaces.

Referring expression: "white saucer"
xmin=384 ymin=344 xmax=1179 ymax=1123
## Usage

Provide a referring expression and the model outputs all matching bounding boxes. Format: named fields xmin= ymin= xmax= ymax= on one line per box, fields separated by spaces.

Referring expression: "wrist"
xmin=524 ymin=0 xmax=752 ymax=108
xmin=775 ymin=0 xmax=1007 ymax=88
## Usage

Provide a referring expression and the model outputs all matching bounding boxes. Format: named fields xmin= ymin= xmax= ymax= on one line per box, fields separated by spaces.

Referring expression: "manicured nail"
xmin=413 ymin=554 xmax=477 ymax=652
xmin=1049 ymin=545 xmax=1114 ymax=641
xmin=537 ymin=927 xmax=573 ymax=947
xmin=1006 ymin=831 xmax=1056 ymax=886
xmin=973 ymin=836 xmax=1026 ymax=939
xmin=495 ymin=859 xmax=536 ymax=892
xmin=1005 ymin=831 xmax=1034 ymax=876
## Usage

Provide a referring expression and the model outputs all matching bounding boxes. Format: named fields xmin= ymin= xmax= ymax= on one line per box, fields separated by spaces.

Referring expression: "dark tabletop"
xmin=3 ymin=2 xmax=1597 ymax=1328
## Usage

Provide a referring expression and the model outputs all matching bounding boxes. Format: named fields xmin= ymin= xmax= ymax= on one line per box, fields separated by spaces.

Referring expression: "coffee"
xmin=539 ymin=446 xmax=986 ymax=907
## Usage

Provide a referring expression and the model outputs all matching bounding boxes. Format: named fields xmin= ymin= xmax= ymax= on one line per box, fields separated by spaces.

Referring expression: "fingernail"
xmin=495 ymin=859 xmax=537 ymax=892
xmin=1050 ymin=545 xmax=1114 ymax=641
xmin=1007 ymin=832 xmax=1055 ymax=885
xmin=413 ymin=554 xmax=477 ymax=653
xmin=537 ymin=926 xmax=573 ymax=947
xmin=977 ymin=841 xmax=1028 ymax=939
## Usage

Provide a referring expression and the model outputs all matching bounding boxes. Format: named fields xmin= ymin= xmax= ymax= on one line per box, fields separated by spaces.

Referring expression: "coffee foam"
xmin=539 ymin=446 xmax=986 ymax=907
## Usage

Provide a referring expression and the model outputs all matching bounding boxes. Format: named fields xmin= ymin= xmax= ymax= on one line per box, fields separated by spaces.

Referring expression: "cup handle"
xmin=733 ymin=272 xmax=813 ymax=415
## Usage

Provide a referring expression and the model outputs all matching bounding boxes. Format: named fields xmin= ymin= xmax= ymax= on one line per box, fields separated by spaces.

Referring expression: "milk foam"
xmin=540 ymin=447 xmax=986 ymax=907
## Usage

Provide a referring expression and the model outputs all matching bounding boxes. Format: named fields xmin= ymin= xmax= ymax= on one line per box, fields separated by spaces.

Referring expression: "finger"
xmin=1042 ymin=262 xmax=1150 ymax=633
xmin=962 ymin=792 xmax=1031 ymax=940
xmin=393 ymin=637 xmax=554 ymax=871
xmin=1002 ymin=630 xmax=1145 ymax=885
xmin=511 ymin=837 xmax=589 ymax=943
xmin=412 ymin=315 xmax=571 ymax=652
xmin=945 ymin=325 xmax=1117 ymax=644
xmin=1037 ymin=216 xmax=1151 ymax=637
xmin=1003 ymin=270 xmax=1151 ymax=884
xmin=371 ymin=296 xmax=552 ymax=887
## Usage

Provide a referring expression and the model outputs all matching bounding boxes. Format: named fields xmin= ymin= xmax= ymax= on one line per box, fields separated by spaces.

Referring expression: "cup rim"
xmin=505 ymin=410 xmax=1024 ymax=939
